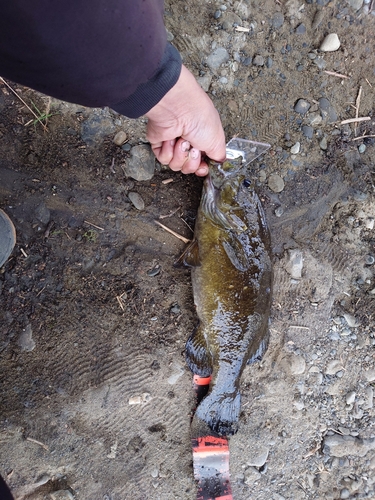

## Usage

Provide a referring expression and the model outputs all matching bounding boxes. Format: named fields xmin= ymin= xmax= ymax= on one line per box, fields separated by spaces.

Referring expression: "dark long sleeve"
xmin=0 ymin=0 xmax=181 ymax=118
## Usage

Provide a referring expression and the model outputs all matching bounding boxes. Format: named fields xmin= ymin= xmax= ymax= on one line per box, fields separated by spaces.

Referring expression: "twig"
xmin=355 ymin=86 xmax=362 ymax=135
xmin=365 ymin=78 xmax=372 ymax=88
xmin=116 ymin=295 xmax=125 ymax=311
xmin=25 ymin=437 xmax=49 ymax=451
xmin=20 ymin=248 xmax=28 ymax=258
xmin=161 ymin=178 xmax=174 ymax=185
xmin=340 ymin=117 xmax=370 ymax=125
xmin=84 ymin=220 xmax=104 ymax=231
xmin=154 ymin=220 xmax=190 ymax=244
xmin=0 ymin=77 xmax=48 ymax=132
xmin=159 ymin=207 xmax=181 ymax=219
xmin=351 ymin=134 xmax=375 ymax=141
xmin=289 ymin=325 xmax=310 ymax=330
xmin=235 ymin=26 xmax=250 ymax=32
xmin=109 ymin=157 xmax=115 ymax=173
xmin=323 ymin=70 xmax=350 ymax=79
xmin=36 ymin=286 xmax=46 ymax=298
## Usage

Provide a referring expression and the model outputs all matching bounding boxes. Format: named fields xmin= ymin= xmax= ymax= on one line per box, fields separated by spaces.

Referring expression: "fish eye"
xmin=243 ymin=179 xmax=251 ymax=188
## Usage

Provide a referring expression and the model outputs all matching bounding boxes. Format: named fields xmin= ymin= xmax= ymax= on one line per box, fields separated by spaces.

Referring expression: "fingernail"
xmin=197 ymin=167 xmax=208 ymax=176
xmin=190 ymin=148 xmax=199 ymax=160
xmin=181 ymin=141 xmax=190 ymax=152
xmin=170 ymin=139 xmax=176 ymax=147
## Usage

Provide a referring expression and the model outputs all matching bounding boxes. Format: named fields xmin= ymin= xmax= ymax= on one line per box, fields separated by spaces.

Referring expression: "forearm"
xmin=0 ymin=0 xmax=177 ymax=116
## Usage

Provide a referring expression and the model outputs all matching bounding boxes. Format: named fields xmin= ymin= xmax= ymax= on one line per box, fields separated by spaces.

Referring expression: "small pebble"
xmin=206 ymin=47 xmax=230 ymax=70
xmin=295 ymin=23 xmax=306 ymax=34
xmin=113 ymin=130 xmax=127 ymax=146
xmin=313 ymin=57 xmax=327 ymax=70
xmin=268 ymin=173 xmax=284 ymax=193
xmin=365 ymin=255 xmax=374 ymax=265
xmin=346 ymin=391 xmax=356 ymax=405
xmin=275 ymin=206 xmax=284 ymax=217
xmin=340 ymin=488 xmax=350 ymax=499
xmin=320 ymin=137 xmax=328 ymax=150
xmin=128 ymin=192 xmax=145 ymax=210
xmin=290 ymin=142 xmax=301 ymax=154
xmin=253 ymin=55 xmax=265 ymax=66
xmin=286 ymin=249 xmax=303 ymax=280
xmin=358 ymin=144 xmax=366 ymax=153
xmin=294 ymin=99 xmax=311 ymax=114
xmin=302 ymin=126 xmax=314 ymax=139
xmin=325 ymin=359 xmax=343 ymax=375
xmin=308 ymin=113 xmax=323 ymax=126
xmin=343 ymin=313 xmax=359 ymax=328
xmin=271 ymin=12 xmax=284 ymax=29
xmin=320 ymin=33 xmax=341 ymax=52
xmin=122 ymin=143 xmax=132 ymax=152
xmin=246 ymin=446 xmax=269 ymax=467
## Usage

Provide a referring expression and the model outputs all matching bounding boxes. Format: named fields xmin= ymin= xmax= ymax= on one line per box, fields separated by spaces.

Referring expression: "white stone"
xmin=290 ymin=142 xmax=301 ymax=154
xmin=320 ymin=33 xmax=341 ymax=52
xmin=363 ymin=369 xmax=375 ymax=382
xmin=246 ymin=446 xmax=269 ymax=467
xmin=325 ymin=359 xmax=343 ymax=375
xmin=346 ymin=391 xmax=356 ymax=405
xmin=343 ymin=313 xmax=359 ymax=328
xmin=18 ymin=324 xmax=36 ymax=352
xmin=286 ymin=249 xmax=303 ymax=279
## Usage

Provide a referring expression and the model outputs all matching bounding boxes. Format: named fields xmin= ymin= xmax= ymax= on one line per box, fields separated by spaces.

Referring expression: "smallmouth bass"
xmin=182 ymin=157 xmax=272 ymax=436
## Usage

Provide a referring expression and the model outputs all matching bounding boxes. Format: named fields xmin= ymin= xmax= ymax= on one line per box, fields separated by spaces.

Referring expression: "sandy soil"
xmin=1 ymin=0 xmax=375 ymax=499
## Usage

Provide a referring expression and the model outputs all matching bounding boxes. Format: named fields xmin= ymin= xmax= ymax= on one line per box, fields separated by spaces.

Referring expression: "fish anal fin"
xmin=174 ymin=239 xmax=201 ymax=268
xmin=186 ymin=324 xmax=212 ymax=377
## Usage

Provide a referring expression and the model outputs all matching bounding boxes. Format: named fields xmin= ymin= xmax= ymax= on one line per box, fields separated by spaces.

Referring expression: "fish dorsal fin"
xmin=174 ymin=239 xmax=201 ymax=268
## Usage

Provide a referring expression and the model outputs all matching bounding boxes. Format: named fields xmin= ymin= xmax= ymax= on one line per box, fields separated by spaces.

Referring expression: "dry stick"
xmin=0 ymin=77 xmax=48 ymax=132
xmin=84 ymin=220 xmax=105 ymax=231
xmin=26 ymin=437 xmax=49 ymax=451
xmin=352 ymin=134 xmax=375 ymax=141
xmin=116 ymin=295 xmax=125 ymax=311
xmin=159 ymin=206 xmax=181 ymax=219
xmin=323 ymin=70 xmax=350 ymax=79
xmin=154 ymin=220 xmax=190 ymax=244
xmin=354 ymin=85 xmax=362 ymax=135
xmin=340 ymin=116 xmax=370 ymax=125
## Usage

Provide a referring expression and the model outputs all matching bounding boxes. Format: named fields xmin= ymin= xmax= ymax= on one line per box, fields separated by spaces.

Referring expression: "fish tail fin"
xmin=185 ymin=325 xmax=212 ymax=377
xmin=195 ymin=390 xmax=241 ymax=436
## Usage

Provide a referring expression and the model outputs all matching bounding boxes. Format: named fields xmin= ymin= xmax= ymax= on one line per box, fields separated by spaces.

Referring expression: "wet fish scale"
xmin=185 ymin=158 xmax=272 ymax=436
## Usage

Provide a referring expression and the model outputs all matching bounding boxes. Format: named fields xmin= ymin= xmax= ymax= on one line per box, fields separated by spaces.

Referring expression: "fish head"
xmin=202 ymin=157 xmax=252 ymax=232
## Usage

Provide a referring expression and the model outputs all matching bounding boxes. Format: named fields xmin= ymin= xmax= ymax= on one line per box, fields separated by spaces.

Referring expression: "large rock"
xmin=124 ymin=145 xmax=155 ymax=181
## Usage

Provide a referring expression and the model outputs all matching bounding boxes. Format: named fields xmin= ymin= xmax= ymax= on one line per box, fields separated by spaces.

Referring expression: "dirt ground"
xmin=1 ymin=0 xmax=375 ymax=499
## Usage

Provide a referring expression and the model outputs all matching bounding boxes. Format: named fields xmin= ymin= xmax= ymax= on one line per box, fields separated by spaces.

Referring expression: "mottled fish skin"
xmin=185 ymin=157 xmax=272 ymax=436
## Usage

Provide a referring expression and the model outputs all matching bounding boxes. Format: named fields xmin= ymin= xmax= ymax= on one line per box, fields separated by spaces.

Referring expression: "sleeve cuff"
xmin=111 ymin=43 xmax=182 ymax=119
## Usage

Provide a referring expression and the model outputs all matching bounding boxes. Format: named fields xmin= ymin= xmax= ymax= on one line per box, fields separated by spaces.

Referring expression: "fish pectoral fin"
xmin=186 ymin=325 xmax=212 ymax=377
xmin=222 ymin=234 xmax=249 ymax=272
xmin=174 ymin=239 xmax=201 ymax=268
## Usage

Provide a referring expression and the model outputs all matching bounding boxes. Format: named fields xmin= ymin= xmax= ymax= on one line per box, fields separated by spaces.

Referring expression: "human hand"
xmin=145 ymin=65 xmax=226 ymax=176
